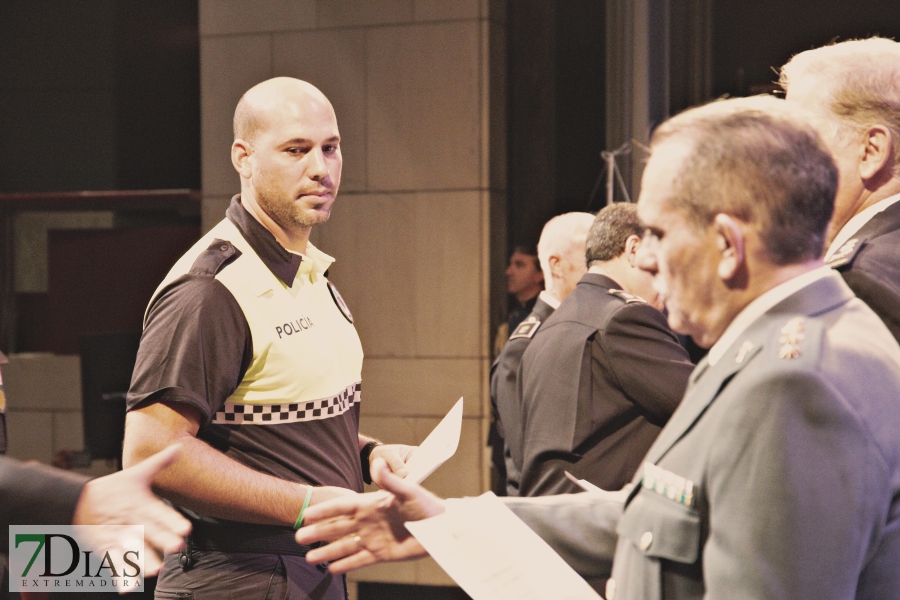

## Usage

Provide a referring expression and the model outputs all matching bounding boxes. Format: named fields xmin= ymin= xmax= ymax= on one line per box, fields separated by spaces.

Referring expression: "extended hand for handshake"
xmin=295 ymin=457 xmax=440 ymax=573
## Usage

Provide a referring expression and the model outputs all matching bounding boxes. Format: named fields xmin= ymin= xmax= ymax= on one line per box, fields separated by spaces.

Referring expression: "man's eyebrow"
xmin=280 ymin=136 xmax=341 ymax=146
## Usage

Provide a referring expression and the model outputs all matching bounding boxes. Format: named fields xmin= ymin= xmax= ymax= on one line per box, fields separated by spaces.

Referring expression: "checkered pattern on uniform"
xmin=212 ymin=382 xmax=361 ymax=425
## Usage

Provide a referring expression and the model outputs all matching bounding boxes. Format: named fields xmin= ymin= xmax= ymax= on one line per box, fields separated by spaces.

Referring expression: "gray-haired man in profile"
xmin=781 ymin=37 xmax=900 ymax=342
xmin=294 ymin=96 xmax=900 ymax=600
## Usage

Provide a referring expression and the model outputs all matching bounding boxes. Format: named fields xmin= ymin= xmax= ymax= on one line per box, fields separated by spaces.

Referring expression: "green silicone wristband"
xmin=293 ymin=485 xmax=314 ymax=529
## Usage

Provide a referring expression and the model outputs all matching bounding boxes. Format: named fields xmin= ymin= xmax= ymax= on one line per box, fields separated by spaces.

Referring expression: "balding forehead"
xmin=233 ymin=77 xmax=334 ymax=141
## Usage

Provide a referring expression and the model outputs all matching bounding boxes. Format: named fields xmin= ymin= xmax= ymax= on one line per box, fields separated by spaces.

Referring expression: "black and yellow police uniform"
xmin=127 ymin=196 xmax=362 ymax=599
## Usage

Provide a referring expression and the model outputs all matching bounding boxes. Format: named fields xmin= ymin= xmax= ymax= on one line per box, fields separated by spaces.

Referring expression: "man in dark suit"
xmin=294 ymin=96 xmax=900 ymax=600
xmin=515 ymin=204 xmax=693 ymax=496
xmin=490 ymin=212 xmax=594 ymax=496
xmin=781 ymin=38 xmax=900 ymax=343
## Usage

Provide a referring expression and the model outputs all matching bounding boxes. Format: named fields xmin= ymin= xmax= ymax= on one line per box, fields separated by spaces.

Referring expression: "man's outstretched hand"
xmin=74 ymin=444 xmax=192 ymax=579
xmin=296 ymin=458 xmax=445 ymax=573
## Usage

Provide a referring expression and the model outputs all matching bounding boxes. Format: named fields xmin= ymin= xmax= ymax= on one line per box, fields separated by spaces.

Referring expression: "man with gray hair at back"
xmin=515 ymin=203 xmax=694 ymax=497
xmin=781 ymin=37 xmax=900 ymax=342
xmin=491 ymin=212 xmax=595 ymax=496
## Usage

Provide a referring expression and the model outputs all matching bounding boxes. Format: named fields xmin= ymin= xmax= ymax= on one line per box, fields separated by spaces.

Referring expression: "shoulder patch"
xmin=826 ymin=238 xmax=863 ymax=269
xmin=509 ymin=315 xmax=542 ymax=340
xmin=189 ymin=239 xmax=241 ymax=277
xmin=766 ymin=315 xmax=824 ymax=366
xmin=608 ymin=289 xmax=647 ymax=304
xmin=328 ymin=281 xmax=354 ymax=324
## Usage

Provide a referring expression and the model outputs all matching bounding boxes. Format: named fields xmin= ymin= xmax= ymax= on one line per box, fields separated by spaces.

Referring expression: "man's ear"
xmin=714 ymin=213 xmax=745 ymax=282
xmin=547 ymin=255 xmax=562 ymax=279
xmin=231 ymin=139 xmax=253 ymax=179
xmin=859 ymin=125 xmax=894 ymax=183
xmin=624 ymin=234 xmax=642 ymax=267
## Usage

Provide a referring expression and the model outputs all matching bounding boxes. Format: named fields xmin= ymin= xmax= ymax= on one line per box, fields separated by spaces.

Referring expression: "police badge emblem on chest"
xmin=327 ymin=281 xmax=354 ymax=324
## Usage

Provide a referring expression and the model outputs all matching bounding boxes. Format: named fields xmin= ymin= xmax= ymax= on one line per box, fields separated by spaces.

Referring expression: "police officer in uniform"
xmin=781 ymin=38 xmax=900 ymax=344
xmin=122 ymin=78 xmax=412 ymax=599
xmin=515 ymin=203 xmax=693 ymax=496
xmin=491 ymin=212 xmax=595 ymax=496
xmin=292 ymin=97 xmax=900 ymax=600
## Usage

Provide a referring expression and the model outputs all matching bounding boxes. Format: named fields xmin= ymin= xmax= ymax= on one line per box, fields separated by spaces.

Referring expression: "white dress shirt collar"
xmin=539 ymin=290 xmax=561 ymax=310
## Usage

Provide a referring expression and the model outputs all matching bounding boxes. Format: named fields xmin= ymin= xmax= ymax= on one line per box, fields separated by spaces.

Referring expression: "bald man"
xmin=490 ymin=212 xmax=595 ymax=496
xmin=122 ymin=78 xmax=413 ymax=599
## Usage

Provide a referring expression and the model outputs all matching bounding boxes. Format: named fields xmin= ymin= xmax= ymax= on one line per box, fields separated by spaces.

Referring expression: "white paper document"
xmin=402 ymin=397 xmax=464 ymax=484
xmin=405 ymin=492 xmax=602 ymax=600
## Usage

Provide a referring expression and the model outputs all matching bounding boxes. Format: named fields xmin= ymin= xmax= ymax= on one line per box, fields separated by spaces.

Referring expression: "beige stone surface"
xmin=5 ymin=410 xmax=54 ymax=463
xmin=3 ymin=354 xmax=82 ymax=410
xmin=316 ymin=191 xmax=485 ymax=359
xmin=366 ymin=21 xmax=482 ymax=191
xmin=361 ymin=358 xmax=484 ymax=418
xmin=202 ymin=195 xmax=233 ymax=233
xmin=272 ymin=30 xmax=368 ymax=192
xmin=201 ymin=34 xmax=272 ymax=196
xmin=199 ymin=0 xmax=316 ymax=35
xmin=52 ymin=410 xmax=84 ymax=454
xmin=414 ymin=0 xmax=480 ymax=22
xmin=316 ymin=0 xmax=413 ymax=28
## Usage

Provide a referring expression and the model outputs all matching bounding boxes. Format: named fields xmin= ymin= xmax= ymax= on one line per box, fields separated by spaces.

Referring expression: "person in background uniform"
xmin=781 ymin=37 xmax=900 ymax=343
xmin=487 ymin=244 xmax=547 ymax=492
xmin=293 ymin=96 xmax=900 ymax=600
xmin=490 ymin=212 xmax=595 ymax=496
xmin=515 ymin=203 xmax=693 ymax=496
xmin=503 ymin=246 xmax=544 ymax=337
xmin=122 ymin=78 xmax=413 ymax=600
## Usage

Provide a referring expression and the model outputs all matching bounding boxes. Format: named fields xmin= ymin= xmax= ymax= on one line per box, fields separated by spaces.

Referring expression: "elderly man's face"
xmin=636 ymin=142 xmax=724 ymax=347
xmin=248 ymin=95 xmax=343 ymax=230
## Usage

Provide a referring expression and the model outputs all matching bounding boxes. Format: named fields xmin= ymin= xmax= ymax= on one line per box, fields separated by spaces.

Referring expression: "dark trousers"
xmin=155 ymin=550 xmax=346 ymax=600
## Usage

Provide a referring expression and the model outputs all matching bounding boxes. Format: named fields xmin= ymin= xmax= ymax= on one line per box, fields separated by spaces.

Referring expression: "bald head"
xmin=537 ymin=212 xmax=595 ymax=301
xmin=234 ymin=78 xmax=336 ymax=144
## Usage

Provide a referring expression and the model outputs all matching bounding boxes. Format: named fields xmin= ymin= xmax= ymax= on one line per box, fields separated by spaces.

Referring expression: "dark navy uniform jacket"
xmin=515 ymin=273 xmax=694 ymax=496
xmin=828 ymin=199 xmax=900 ymax=345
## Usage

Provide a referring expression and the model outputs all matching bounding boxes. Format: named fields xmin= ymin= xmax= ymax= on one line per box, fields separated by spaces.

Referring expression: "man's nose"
xmin=306 ymin=147 xmax=328 ymax=180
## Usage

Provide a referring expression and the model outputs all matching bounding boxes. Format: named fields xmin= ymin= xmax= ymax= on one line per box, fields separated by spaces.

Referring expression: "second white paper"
xmin=405 ymin=492 xmax=601 ymax=600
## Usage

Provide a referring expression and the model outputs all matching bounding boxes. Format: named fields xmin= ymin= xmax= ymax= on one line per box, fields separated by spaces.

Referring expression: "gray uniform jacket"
xmin=491 ymin=296 xmax=556 ymax=495
xmin=828 ymin=199 xmax=900 ymax=345
xmin=516 ymin=273 xmax=693 ymax=496
xmin=508 ymin=272 xmax=900 ymax=599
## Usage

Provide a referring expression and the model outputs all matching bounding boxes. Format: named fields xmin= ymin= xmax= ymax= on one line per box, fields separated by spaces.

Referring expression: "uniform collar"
xmin=707 ymin=266 xmax=832 ymax=366
xmin=825 ymin=192 xmax=900 ymax=260
xmin=226 ymin=195 xmax=334 ymax=287
xmin=538 ymin=290 xmax=561 ymax=309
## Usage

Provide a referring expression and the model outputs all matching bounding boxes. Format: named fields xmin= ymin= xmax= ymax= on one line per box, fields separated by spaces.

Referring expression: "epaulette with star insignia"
xmin=509 ymin=315 xmax=543 ymax=340
xmin=826 ymin=238 xmax=863 ymax=269
xmin=608 ymin=289 xmax=647 ymax=304
xmin=764 ymin=315 xmax=824 ymax=366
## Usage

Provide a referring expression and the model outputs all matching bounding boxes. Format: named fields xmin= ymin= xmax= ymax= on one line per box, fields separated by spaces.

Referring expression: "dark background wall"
xmin=712 ymin=0 xmax=900 ymax=98
xmin=0 ymin=0 xmax=200 ymax=193
xmin=506 ymin=0 xmax=606 ymax=251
